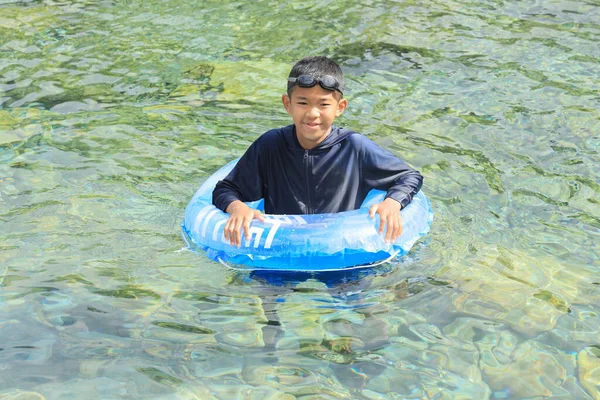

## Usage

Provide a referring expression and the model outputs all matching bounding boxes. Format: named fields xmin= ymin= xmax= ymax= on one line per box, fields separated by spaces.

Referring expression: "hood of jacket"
xmin=284 ymin=124 xmax=357 ymax=151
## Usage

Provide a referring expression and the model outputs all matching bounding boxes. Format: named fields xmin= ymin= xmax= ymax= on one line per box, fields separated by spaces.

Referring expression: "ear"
xmin=282 ymin=94 xmax=291 ymax=114
xmin=336 ymin=98 xmax=348 ymax=117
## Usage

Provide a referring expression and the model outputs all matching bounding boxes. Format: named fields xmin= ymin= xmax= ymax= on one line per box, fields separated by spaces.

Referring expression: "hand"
xmin=369 ymin=198 xmax=402 ymax=243
xmin=224 ymin=200 xmax=265 ymax=247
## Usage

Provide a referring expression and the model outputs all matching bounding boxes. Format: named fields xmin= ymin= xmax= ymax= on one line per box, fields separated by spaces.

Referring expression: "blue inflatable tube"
xmin=182 ymin=158 xmax=433 ymax=271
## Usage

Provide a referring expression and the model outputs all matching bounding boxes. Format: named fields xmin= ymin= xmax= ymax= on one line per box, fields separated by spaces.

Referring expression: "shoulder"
xmin=254 ymin=125 xmax=293 ymax=147
xmin=342 ymin=130 xmax=392 ymax=157
xmin=340 ymin=128 xmax=370 ymax=148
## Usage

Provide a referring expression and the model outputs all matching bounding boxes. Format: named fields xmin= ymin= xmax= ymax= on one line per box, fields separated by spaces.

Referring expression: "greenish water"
xmin=1 ymin=0 xmax=599 ymax=398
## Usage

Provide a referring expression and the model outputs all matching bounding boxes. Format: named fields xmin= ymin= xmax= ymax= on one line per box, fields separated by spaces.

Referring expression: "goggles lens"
xmin=287 ymin=74 xmax=343 ymax=94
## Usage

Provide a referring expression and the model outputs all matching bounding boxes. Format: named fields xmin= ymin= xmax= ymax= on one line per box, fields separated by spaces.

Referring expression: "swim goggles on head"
xmin=287 ymin=74 xmax=343 ymax=94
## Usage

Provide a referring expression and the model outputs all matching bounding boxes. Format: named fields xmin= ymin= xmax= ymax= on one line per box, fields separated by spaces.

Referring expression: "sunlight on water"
xmin=1 ymin=0 xmax=599 ymax=398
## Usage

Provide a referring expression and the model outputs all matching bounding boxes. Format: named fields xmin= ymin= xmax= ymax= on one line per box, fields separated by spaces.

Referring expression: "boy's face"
xmin=282 ymin=85 xmax=347 ymax=150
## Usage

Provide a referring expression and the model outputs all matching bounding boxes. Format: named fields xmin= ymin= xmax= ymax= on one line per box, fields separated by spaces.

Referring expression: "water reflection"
xmin=206 ymin=263 xmax=456 ymax=393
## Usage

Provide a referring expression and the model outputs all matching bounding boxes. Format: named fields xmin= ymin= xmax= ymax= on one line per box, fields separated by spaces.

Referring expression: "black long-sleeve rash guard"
xmin=212 ymin=124 xmax=423 ymax=215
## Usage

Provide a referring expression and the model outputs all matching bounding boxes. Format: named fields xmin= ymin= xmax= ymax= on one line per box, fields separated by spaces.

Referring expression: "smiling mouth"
xmin=304 ymin=122 xmax=320 ymax=128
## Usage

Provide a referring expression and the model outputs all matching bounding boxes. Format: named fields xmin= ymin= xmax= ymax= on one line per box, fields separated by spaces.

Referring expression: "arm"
xmin=361 ymin=137 xmax=423 ymax=241
xmin=212 ymin=141 xmax=265 ymax=247
xmin=361 ymin=137 xmax=423 ymax=209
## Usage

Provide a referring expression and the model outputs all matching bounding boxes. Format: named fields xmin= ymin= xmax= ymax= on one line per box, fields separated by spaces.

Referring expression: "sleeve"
xmin=360 ymin=136 xmax=423 ymax=209
xmin=212 ymin=139 xmax=264 ymax=212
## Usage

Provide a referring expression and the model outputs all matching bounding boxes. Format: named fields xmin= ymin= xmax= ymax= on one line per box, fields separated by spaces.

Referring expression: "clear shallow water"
xmin=1 ymin=0 xmax=599 ymax=398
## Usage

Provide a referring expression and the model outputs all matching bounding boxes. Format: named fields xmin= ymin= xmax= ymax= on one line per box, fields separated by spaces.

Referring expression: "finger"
xmin=379 ymin=214 xmax=387 ymax=234
xmin=227 ymin=219 xmax=238 ymax=247
xmin=393 ymin=217 xmax=403 ymax=241
xmin=369 ymin=204 xmax=378 ymax=218
xmin=234 ymin=222 xmax=243 ymax=247
xmin=253 ymin=210 xmax=265 ymax=222
xmin=224 ymin=219 xmax=232 ymax=242
xmin=388 ymin=218 xmax=398 ymax=242
xmin=390 ymin=224 xmax=399 ymax=241
xmin=385 ymin=217 xmax=393 ymax=243
xmin=243 ymin=218 xmax=251 ymax=245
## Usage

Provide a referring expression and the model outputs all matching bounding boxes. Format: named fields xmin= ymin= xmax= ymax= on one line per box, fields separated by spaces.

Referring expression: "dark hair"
xmin=287 ymin=56 xmax=344 ymax=98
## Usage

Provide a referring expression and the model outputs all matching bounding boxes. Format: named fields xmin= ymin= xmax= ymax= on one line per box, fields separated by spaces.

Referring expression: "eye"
xmin=297 ymin=101 xmax=308 ymax=105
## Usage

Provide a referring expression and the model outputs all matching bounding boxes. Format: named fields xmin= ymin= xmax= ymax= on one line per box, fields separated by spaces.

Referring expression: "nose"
xmin=307 ymin=106 xmax=319 ymax=118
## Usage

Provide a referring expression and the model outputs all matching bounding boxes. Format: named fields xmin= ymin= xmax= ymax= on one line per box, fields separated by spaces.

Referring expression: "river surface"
xmin=1 ymin=0 xmax=599 ymax=399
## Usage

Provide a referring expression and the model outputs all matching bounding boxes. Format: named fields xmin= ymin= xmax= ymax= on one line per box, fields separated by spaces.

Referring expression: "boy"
xmin=213 ymin=56 xmax=423 ymax=248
